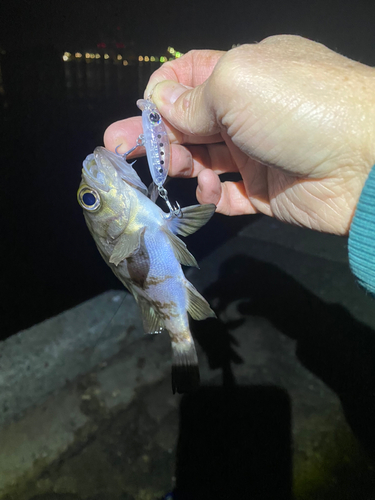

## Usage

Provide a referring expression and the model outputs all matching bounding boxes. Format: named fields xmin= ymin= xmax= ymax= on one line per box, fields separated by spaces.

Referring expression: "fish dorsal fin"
xmin=166 ymin=203 xmax=216 ymax=236
xmin=186 ymin=281 xmax=216 ymax=320
xmin=161 ymin=227 xmax=198 ymax=268
xmin=109 ymin=227 xmax=145 ymax=266
xmin=137 ymin=297 xmax=165 ymax=334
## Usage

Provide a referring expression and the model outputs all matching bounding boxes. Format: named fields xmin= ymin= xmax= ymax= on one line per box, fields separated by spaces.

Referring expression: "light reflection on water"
xmin=62 ymin=59 xmax=160 ymax=100
xmin=0 ymin=50 xmax=160 ymax=114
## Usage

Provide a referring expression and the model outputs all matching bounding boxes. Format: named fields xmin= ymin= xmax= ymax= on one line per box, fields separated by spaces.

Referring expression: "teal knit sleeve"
xmin=348 ymin=166 xmax=375 ymax=296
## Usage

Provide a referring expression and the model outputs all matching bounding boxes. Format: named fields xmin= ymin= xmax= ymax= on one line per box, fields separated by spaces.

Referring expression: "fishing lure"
xmin=138 ymin=98 xmax=170 ymax=187
xmin=120 ymin=98 xmax=181 ymax=217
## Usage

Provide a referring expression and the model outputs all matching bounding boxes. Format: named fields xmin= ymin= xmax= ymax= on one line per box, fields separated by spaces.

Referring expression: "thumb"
xmin=152 ymin=80 xmax=221 ymax=137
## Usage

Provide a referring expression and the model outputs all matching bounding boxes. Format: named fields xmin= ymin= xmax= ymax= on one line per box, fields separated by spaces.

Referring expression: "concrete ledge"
xmin=0 ymin=333 xmax=174 ymax=497
xmin=0 ymin=290 xmax=143 ymax=427
xmin=1 ymin=225 xmax=375 ymax=499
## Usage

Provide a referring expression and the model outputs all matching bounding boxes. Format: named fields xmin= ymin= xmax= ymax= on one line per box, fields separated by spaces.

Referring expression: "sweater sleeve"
xmin=348 ymin=166 xmax=375 ymax=296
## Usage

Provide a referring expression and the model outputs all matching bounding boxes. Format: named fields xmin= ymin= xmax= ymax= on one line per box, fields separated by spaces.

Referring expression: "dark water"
xmin=0 ymin=49 xmax=248 ymax=339
xmin=0 ymin=51 xmax=152 ymax=337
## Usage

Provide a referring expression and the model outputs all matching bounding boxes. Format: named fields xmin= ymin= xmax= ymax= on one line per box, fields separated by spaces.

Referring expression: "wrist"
xmin=348 ymin=166 xmax=375 ymax=295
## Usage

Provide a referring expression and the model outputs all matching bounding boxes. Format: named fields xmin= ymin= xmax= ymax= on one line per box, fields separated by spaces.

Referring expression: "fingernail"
xmin=154 ymin=81 xmax=191 ymax=106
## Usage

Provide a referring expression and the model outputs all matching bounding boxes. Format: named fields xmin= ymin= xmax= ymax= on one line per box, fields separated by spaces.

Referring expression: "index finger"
xmin=145 ymin=49 xmax=225 ymax=97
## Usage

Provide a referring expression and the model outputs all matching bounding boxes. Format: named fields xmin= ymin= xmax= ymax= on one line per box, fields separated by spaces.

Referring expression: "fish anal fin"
xmin=166 ymin=203 xmax=216 ymax=237
xmin=186 ymin=282 xmax=216 ymax=320
xmin=161 ymin=227 xmax=198 ymax=268
xmin=138 ymin=297 xmax=164 ymax=334
xmin=109 ymin=227 xmax=145 ymax=266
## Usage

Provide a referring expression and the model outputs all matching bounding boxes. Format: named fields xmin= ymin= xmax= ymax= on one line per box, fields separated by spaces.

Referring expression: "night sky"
xmin=1 ymin=0 xmax=375 ymax=63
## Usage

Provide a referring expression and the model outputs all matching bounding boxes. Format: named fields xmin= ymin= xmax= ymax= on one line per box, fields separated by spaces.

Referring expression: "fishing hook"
xmin=158 ymin=186 xmax=182 ymax=218
xmin=115 ymin=135 xmax=145 ymax=160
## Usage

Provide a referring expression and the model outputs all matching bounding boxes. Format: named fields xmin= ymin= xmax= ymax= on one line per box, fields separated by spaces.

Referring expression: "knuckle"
xmin=207 ymin=44 xmax=257 ymax=100
xmin=259 ymin=34 xmax=303 ymax=45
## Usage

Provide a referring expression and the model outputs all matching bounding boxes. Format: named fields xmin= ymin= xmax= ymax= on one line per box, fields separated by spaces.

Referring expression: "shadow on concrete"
xmin=198 ymin=254 xmax=375 ymax=459
xmin=168 ymin=289 xmax=292 ymax=499
xmin=172 ymin=386 xmax=292 ymax=500
xmin=194 ymin=316 xmax=244 ymax=387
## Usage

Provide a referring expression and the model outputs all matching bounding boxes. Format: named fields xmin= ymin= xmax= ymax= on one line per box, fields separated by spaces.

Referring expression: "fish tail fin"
xmin=171 ymin=340 xmax=200 ymax=394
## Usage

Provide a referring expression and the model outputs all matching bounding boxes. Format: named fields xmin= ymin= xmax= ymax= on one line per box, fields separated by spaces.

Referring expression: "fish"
xmin=77 ymin=147 xmax=216 ymax=393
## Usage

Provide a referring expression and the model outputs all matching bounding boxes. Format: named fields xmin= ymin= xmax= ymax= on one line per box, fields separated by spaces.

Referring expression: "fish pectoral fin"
xmin=137 ymin=297 xmax=164 ymax=334
xmin=161 ymin=227 xmax=198 ymax=268
xmin=186 ymin=281 xmax=216 ymax=320
xmin=166 ymin=203 xmax=216 ymax=236
xmin=109 ymin=227 xmax=145 ymax=266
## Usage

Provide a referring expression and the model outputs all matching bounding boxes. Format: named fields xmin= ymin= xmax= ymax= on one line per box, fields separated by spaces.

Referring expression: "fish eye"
xmin=148 ymin=112 xmax=161 ymax=124
xmin=77 ymin=186 xmax=101 ymax=211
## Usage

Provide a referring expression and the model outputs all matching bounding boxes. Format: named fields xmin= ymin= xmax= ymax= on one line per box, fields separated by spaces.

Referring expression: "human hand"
xmin=104 ymin=35 xmax=375 ymax=235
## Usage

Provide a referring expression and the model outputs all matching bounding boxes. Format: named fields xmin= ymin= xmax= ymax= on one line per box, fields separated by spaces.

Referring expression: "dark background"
xmin=1 ymin=0 xmax=374 ymax=339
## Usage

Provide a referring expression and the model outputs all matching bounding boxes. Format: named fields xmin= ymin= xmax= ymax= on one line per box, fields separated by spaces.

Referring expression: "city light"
xmin=61 ymin=47 xmax=184 ymax=64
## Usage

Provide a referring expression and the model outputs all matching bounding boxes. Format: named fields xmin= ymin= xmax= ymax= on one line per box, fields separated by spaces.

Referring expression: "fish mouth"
xmin=82 ymin=146 xmax=148 ymax=195
xmin=82 ymin=148 xmax=112 ymax=192
xmin=96 ymin=146 xmax=149 ymax=195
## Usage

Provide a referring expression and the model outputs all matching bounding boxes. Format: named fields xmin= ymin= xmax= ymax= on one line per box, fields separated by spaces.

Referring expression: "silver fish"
xmin=77 ymin=147 xmax=216 ymax=393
